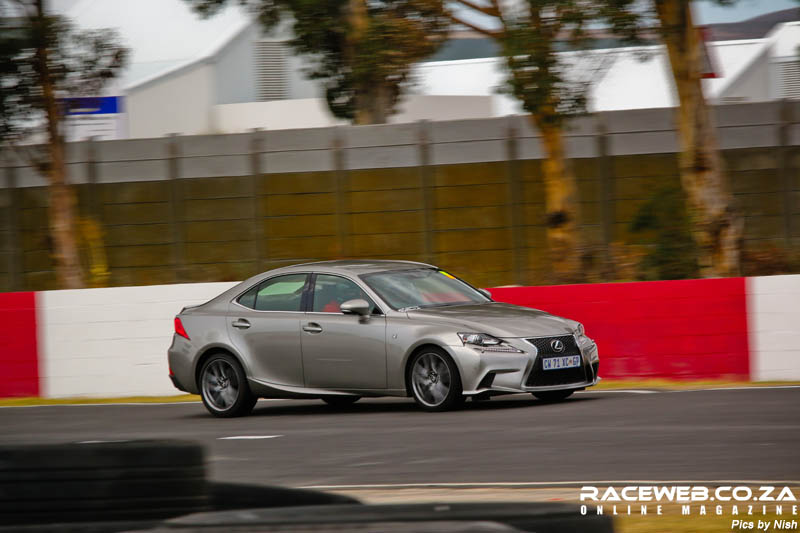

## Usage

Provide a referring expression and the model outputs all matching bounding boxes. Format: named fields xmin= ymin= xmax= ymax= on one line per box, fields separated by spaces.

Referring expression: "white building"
xmin=58 ymin=0 xmax=800 ymax=140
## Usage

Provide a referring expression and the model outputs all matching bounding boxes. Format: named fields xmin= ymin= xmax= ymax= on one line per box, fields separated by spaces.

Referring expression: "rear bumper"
xmin=169 ymin=373 xmax=189 ymax=393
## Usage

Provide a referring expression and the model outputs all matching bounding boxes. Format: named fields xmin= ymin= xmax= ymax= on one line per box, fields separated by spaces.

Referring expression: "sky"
xmin=694 ymin=0 xmax=800 ymax=24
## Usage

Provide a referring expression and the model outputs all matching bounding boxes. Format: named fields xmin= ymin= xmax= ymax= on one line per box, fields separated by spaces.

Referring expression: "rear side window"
xmin=237 ymin=274 xmax=308 ymax=311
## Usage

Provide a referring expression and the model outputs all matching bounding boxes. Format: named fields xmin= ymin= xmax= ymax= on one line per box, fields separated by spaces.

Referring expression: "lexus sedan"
xmin=168 ymin=260 xmax=599 ymax=417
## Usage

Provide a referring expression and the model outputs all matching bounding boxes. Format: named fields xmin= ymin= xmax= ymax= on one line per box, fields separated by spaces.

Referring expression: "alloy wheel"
xmin=411 ymin=352 xmax=453 ymax=407
xmin=202 ymin=359 xmax=240 ymax=411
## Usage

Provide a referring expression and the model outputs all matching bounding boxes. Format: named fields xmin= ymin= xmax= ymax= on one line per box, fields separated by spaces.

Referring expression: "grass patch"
xmin=0 ymin=394 xmax=200 ymax=407
xmin=593 ymin=379 xmax=800 ymax=391
xmin=616 ymin=512 xmax=792 ymax=533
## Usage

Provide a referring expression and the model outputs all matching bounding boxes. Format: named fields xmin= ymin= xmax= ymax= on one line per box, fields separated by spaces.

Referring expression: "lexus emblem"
xmin=551 ymin=339 xmax=565 ymax=353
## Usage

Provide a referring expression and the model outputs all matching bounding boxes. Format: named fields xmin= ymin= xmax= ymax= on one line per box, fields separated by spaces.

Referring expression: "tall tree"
xmin=449 ymin=0 xmax=640 ymax=282
xmin=0 ymin=0 xmax=127 ymax=288
xmin=653 ymin=0 xmax=741 ymax=276
xmin=188 ymin=0 xmax=450 ymax=124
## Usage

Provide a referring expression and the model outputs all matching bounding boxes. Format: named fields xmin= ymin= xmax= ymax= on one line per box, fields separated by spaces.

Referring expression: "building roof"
xmin=415 ymin=21 xmax=800 ymax=113
xmin=55 ymin=0 xmax=251 ymax=90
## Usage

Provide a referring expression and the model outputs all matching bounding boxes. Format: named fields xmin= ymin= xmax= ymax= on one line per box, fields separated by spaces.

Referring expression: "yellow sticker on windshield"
xmin=439 ymin=271 xmax=456 ymax=279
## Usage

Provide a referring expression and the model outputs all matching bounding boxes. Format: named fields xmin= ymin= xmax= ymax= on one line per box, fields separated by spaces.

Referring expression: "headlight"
xmin=457 ymin=332 xmax=523 ymax=353
xmin=574 ymin=323 xmax=585 ymax=337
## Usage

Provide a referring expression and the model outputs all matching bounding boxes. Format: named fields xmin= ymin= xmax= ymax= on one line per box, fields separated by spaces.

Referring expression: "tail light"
xmin=174 ymin=317 xmax=190 ymax=340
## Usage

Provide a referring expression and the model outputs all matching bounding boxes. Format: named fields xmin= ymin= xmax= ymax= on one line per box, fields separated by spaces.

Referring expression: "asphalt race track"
xmin=2 ymin=388 xmax=799 ymax=488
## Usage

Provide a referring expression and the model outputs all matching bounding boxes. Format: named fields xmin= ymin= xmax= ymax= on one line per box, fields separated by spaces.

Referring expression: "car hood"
xmin=406 ymin=302 xmax=577 ymax=338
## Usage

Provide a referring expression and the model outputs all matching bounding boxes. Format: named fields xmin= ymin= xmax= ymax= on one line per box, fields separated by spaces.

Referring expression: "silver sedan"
xmin=168 ymin=260 xmax=599 ymax=417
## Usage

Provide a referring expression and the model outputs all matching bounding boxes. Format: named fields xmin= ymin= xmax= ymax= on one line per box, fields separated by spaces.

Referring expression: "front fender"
xmin=386 ymin=319 xmax=479 ymax=392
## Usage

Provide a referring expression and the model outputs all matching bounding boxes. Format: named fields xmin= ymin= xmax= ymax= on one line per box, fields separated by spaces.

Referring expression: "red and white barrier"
xmin=0 ymin=275 xmax=798 ymax=398
xmin=747 ymin=275 xmax=800 ymax=381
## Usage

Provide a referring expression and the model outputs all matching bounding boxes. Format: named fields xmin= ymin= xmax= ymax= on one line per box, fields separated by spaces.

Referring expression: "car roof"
xmin=201 ymin=260 xmax=439 ymax=311
xmin=279 ymin=259 xmax=436 ymax=276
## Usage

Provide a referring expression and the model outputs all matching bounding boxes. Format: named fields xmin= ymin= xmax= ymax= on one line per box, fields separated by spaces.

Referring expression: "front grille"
xmin=525 ymin=335 xmax=579 ymax=357
xmin=524 ymin=335 xmax=587 ymax=387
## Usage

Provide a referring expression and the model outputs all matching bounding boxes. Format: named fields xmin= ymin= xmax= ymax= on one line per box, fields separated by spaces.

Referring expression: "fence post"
xmin=250 ymin=128 xmax=266 ymax=269
xmin=86 ymin=136 xmax=101 ymax=222
xmin=595 ymin=114 xmax=615 ymax=277
xmin=506 ymin=116 xmax=525 ymax=286
xmin=167 ymin=133 xmax=185 ymax=280
xmin=779 ymin=99 xmax=792 ymax=246
xmin=4 ymin=158 xmax=21 ymax=291
xmin=332 ymin=127 xmax=350 ymax=258
xmin=418 ymin=120 xmax=435 ymax=265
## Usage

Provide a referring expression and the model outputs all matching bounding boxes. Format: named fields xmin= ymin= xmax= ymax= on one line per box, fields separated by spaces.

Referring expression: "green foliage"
xmin=0 ymin=1 xmax=128 ymax=146
xmin=629 ymin=184 xmax=700 ymax=281
xmin=187 ymin=0 xmax=450 ymax=122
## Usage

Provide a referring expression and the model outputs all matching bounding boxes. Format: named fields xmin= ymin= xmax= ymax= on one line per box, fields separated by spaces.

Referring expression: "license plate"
xmin=542 ymin=355 xmax=581 ymax=371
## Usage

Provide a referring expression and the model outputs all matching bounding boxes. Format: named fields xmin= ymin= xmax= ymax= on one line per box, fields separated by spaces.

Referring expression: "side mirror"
xmin=340 ymin=299 xmax=371 ymax=316
xmin=478 ymin=288 xmax=492 ymax=299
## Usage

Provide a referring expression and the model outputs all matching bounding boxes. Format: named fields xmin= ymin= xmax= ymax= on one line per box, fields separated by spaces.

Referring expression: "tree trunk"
xmin=35 ymin=0 xmax=84 ymax=289
xmin=532 ymin=115 xmax=582 ymax=283
xmin=655 ymin=0 xmax=742 ymax=277
xmin=354 ymin=83 xmax=390 ymax=125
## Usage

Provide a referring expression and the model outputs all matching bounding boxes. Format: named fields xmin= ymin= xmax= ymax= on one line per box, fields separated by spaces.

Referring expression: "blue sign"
xmin=62 ymin=96 xmax=122 ymax=116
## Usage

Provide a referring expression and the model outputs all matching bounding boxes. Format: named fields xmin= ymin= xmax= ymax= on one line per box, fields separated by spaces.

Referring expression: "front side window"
xmin=237 ymin=274 xmax=308 ymax=311
xmin=312 ymin=274 xmax=379 ymax=314
xmin=361 ymin=268 xmax=489 ymax=311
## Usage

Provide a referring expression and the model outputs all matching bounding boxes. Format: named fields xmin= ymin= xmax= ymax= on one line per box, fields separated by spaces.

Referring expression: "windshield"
xmin=361 ymin=268 xmax=490 ymax=311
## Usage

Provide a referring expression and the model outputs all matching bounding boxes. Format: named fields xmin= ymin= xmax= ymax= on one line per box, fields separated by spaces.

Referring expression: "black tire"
xmin=533 ymin=390 xmax=575 ymax=402
xmin=199 ymin=353 xmax=257 ymax=418
xmin=321 ymin=395 xmax=361 ymax=407
xmin=408 ymin=347 xmax=464 ymax=412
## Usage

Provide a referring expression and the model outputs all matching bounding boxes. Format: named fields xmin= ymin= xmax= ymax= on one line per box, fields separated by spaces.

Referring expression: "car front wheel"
xmin=532 ymin=390 xmax=574 ymax=402
xmin=409 ymin=348 xmax=463 ymax=412
xmin=199 ymin=353 xmax=257 ymax=418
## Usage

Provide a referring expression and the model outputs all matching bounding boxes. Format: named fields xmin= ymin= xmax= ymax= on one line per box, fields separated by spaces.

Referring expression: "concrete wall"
xmin=748 ymin=275 xmax=800 ymax=381
xmin=214 ymin=99 xmax=346 ymax=132
xmin=38 ymin=282 xmax=237 ymax=398
xmin=127 ymin=64 xmax=215 ymax=138
xmin=213 ymin=95 xmax=495 ymax=133
xmin=1 ymin=102 xmax=798 ymax=293
xmin=214 ymin=23 xmax=258 ymax=105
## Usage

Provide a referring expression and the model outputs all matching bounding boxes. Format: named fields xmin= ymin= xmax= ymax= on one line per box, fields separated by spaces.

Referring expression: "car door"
xmin=301 ymin=273 xmax=387 ymax=390
xmin=227 ymin=273 xmax=309 ymax=387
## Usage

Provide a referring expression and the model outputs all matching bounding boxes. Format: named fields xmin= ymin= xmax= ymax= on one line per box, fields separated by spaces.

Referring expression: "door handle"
xmin=232 ymin=319 xmax=251 ymax=329
xmin=302 ymin=322 xmax=323 ymax=334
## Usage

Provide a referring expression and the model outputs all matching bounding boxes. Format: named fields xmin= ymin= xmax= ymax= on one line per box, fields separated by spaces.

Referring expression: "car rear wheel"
xmin=409 ymin=348 xmax=463 ymax=412
xmin=200 ymin=353 xmax=257 ymax=418
xmin=532 ymin=390 xmax=574 ymax=402
xmin=321 ymin=395 xmax=361 ymax=407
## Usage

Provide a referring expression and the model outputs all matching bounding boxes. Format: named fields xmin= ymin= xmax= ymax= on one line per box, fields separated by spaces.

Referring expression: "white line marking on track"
xmin=218 ymin=435 xmax=284 ymax=440
xmin=301 ymin=480 xmax=800 ymax=490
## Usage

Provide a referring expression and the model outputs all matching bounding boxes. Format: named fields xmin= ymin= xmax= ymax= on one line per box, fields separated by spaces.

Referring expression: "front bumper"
xmin=454 ymin=336 xmax=599 ymax=395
